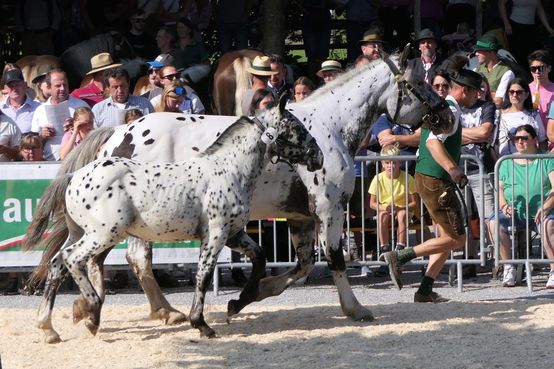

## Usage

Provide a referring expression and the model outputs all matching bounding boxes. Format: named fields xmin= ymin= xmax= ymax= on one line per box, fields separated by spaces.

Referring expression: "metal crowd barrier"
xmin=493 ymin=153 xmax=554 ymax=292
xmin=214 ymin=154 xmax=488 ymax=294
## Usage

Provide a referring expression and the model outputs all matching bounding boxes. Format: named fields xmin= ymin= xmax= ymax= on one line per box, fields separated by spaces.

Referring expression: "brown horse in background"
xmin=15 ymin=55 xmax=61 ymax=84
xmin=211 ymin=49 xmax=264 ymax=116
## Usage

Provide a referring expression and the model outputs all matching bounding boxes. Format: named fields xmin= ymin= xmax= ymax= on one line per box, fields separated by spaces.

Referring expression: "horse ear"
xmin=278 ymin=92 xmax=289 ymax=115
xmin=399 ymin=43 xmax=411 ymax=73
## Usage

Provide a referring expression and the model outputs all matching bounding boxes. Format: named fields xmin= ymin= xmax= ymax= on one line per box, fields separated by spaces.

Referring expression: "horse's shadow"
xmin=96 ymin=296 xmax=554 ymax=341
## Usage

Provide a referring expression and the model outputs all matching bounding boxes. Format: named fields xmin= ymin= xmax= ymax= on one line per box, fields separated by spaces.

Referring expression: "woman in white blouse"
xmin=498 ymin=77 xmax=547 ymax=156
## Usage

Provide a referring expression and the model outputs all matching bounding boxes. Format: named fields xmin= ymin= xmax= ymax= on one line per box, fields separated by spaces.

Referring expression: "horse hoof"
xmin=199 ymin=327 xmax=217 ymax=338
xmin=166 ymin=311 xmax=187 ymax=325
xmin=227 ymin=299 xmax=242 ymax=317
xmin=349 ymin=307 xmax=375 ymax=322
xmin=84 ymin=321 xmax=99 ymax=336
xmin=151 ymin=308 xmax=187 ymax=325
xmin=45 ymin=332 xmax=62 ymax=344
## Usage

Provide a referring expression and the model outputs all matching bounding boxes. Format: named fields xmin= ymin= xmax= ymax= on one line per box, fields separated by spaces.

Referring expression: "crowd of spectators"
xmin=2 ymin=1 xmax=554 ymax=294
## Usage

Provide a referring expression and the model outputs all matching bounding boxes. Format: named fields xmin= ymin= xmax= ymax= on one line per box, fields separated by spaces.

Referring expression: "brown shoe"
xmin=414 ymin=291 xmax=449 ymax=303
xmin=380 ymin=251 xmax=403 ymax=290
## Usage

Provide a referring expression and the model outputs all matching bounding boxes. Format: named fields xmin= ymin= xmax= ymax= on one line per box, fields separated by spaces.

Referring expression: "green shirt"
xmin=475 ymin=61 xmax=511 ymax=93
xmin=416 ymin=96 xmax=462 ymax=180
xmin=499 ymin=151 xmax=554 ymax=218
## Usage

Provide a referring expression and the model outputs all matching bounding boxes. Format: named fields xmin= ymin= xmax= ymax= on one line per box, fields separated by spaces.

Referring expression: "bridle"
xmin=252 ymin=114 xmax=323 ymax=170
xmin=383 ymin=58 xmax=449 ymax=133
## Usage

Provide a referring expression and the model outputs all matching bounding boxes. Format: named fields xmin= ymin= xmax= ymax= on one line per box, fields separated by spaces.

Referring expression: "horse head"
xmin=256 ymin=99 xmax=323 ymax=172
xmin=382 ymin=52 xmax=454 ymax=135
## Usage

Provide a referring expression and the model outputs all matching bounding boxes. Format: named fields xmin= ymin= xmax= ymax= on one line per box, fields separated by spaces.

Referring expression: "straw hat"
xmin=31 ymin=64 xmax=54 ymax=84
xmin=245 ymin=56 xmax=278 ymax=76
xmin=86 ymin=53 xmax=122 ymax=75
xmin=316 ymin=60 xmax=343 ymax=77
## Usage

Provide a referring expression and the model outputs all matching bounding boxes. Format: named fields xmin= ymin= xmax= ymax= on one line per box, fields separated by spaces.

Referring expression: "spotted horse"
xmin=29 ymin=100 xmax=323 ymax=343
xmin=25 ymin=51 xmax=454 ymax=340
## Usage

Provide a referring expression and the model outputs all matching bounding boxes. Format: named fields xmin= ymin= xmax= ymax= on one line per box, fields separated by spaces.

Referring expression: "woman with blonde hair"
xmin=59 ymin=107 xmax=95 ymax=159
xmin=155 ymin=81 xmax=187 ymax=113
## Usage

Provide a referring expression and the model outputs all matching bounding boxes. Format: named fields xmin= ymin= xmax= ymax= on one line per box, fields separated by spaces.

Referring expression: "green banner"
xmin=0 ymin=163 xmax=210 ymax=268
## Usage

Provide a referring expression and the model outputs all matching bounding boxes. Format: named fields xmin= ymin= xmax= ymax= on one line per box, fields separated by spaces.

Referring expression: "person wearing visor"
xmin=381 ymin=69 xmax=484 ymax=303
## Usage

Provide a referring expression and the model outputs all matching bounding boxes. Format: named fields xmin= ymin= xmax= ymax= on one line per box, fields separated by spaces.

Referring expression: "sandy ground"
xmin=1 ymin=283 xmax=554 ymax=369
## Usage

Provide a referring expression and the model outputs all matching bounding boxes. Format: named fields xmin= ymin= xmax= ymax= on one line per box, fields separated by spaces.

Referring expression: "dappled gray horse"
xmin=31 ymin=103 xmax=322 ymax=343
xmin=26 ymin=52 xmax=453 ymax=337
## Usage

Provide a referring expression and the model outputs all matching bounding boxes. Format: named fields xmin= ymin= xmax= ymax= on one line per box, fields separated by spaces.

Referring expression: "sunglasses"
xmin=133 ymin=18 xmax=145 ymax=23
xmin=530 ymin=65 xmax=547 ymax=73
xmin=147 ymin=68 xmax=158 ymax=75
xmin=509 ymin=89 xmax=525 ymax=96
xmin=433 ymin=83 xmax=449 ymax=90
xmin=512 ymin=135 xmax=530 ymax=142
xmin=162 ymin=73 xmax=179 ymax=81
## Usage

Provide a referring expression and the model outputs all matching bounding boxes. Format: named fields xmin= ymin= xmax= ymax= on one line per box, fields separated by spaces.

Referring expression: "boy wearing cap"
xmin=1 ymin=68 xmax=40 ymax=134
xmin=381 ymin=69 xmax=483 ymax=303
xmin=70 ymin=53 xmax=121 ymax=108
xmin=473 ymin=33 xmax=515 ymax=107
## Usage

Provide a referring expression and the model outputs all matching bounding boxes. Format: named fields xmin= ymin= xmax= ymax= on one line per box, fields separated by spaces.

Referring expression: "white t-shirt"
xmin=498 ymin=110 xmax=546 ymax=156
xmin=0 ymin=116 xmax=22 ymax=161
xmin=30 ymin=96 xmax=88 ymax=160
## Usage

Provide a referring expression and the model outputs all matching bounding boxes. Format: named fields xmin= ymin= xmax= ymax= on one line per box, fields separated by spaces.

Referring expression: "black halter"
xmin=383 ymin=58 xmax=449 ymax=133
xmin=252 ymin=115 xmax=323 ymax=170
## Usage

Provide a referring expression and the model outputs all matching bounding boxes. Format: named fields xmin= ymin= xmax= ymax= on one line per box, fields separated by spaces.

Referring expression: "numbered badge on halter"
xmin=261 ymin=127 xmax=278 ymax=144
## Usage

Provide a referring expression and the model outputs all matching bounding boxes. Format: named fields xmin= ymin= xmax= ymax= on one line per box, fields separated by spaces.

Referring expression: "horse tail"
xmin=23 ymin=127 xmax=115 ymax=286
xmin=233 ymin=56 xmax=252 ymax=116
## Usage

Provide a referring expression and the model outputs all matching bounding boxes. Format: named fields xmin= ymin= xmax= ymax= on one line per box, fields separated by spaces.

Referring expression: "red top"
xmin=70 ymin=83 xmax=104 ymax=108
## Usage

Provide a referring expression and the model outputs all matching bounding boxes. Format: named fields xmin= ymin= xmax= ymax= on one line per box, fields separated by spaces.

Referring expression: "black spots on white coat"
xmin=102 ymin=160 xmax=114 ymax=167
xmin=142 ymin=129 xmax=151 ymax=137
xmin=144 ymin=138 xmax=155 ymax=145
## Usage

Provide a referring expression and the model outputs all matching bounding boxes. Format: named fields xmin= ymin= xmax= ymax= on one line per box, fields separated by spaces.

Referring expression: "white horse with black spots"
xmin=32 ymin=101 xmax=322 ymax=343
xmin=25 ymin=52 xmax=454 ymax=337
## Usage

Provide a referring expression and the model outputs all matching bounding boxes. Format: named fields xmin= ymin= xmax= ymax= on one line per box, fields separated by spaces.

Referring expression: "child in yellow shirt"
xmin=369 ymin=144 xmax=416 ymax=252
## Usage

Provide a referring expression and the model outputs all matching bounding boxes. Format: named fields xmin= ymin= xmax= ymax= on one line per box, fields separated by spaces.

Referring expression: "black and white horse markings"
xmin=26 ymin=54 xmax=453 ymax=341
xmin=32 ymin=104 xmax=322 ymax=343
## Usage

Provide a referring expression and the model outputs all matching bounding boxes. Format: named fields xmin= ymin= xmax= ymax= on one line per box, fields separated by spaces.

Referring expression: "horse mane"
xmin=203 ymin=116 xmax=255 ymax=155
xmin=233 ymin=57 xmax=252 ymax=116
xmin=301 ymin=56 xmax=396 ymax=103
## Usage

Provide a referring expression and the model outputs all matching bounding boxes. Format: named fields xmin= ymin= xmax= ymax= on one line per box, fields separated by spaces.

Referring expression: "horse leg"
xmin=37 ymin=251 xmax=70 ymax=344
xmin=125 ymin=236 xmax=187 ymax=324
xmin=74 ymin=249 xmax=110 ymax=324
xmin=254 ymin=218 xmax=316 ymax=300
xmin=226 ymin=230 xmax=267 ymax=317
xmin=320 ymin=207 xmax=374 ymax=322
xmin=62 ymin=236 xmax=110 ymax=336
xmin=189 ymin=234 xmax=226 ymax=338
